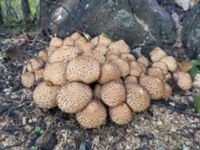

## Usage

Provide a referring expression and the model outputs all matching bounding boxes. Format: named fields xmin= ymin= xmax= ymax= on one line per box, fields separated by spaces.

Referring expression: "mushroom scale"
xmin=76 ymin=100 xmax=107 ymax=128
xmin=57 ymin=82 xmax=92 ymax=113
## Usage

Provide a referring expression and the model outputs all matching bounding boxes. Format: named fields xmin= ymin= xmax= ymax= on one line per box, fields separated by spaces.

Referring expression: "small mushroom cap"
xmin=94 ymin=45 xmax=109 ymax=55
xmin=152 ymin=61 xmax=168 ymax=74
xmin=137 ymin=56 xmax=149 ymax=67
xmin=93 ymin=84 xmax=101 ymax=99
xmin=83 ymin=51 xmax=105 ymax=64
xmin=57 ymin=82 xmax=92 ymax=113
xmin=109 ymin=103 xmax=133 ymax=125
xmin=21 ymin=72 xmax=35 ymax=88
xmin=38 ymin=50 xmax=48 ymax=63
xmin=163 ymin=83 xmax=172 ymax=99
xmin=48 ymin=46 xmax=82 ymax=63
xmin=66 ymin=56 xmax=100 ymax=84
xmin=70 ymin=32 xmax=83 ymax=40
xmin=35 ymin=69 xmax=43 ymax=81
xmin=101 ymin=81 xmax=126 ymax=107
xmin=150 ymin=47 xmax=167 ymax=62
xmin=33 ymin=82 xmax=60 ymax=109
xmin=126 ymin=84 xmax=150 ymax=112
xmin=111 ymin=59 xmax=130 ymax=77
xmin=91 ymin=35 xmax=112 ymax=47
xmin=147 ymin=67 xmax=164 ymax=80
xmin=98 ymin=61 xmax=121 ymax=84
xmin=140 ymin=76 xmax=165 ymax=100
xmin=27 ymin=58 xmax=43 ymax=72
xmin=63 ymin=37 xmax=74 ymax=46
xmin=124 ymin=76 xmax=138 ymax=85
xmin=108 ymin=40 xmax=130 ymax=54
xmin=129 ymin=61 xmax=143 ymax=77
xmin=76 ymin=100 xmax=107 ymax=128
xmin=75 ymin=38 xmax=95 ymax=53
xmin=49 ymin=37 xmax=63 ymax=47
xmin=173 ymin=72 xmax=192 ymax=90
xmin=47 ymin=46 xmax=57 ymax=56
xmin=160 ymin=56 xmax=177 ymax=72
xmin=43 ymin=62 xmax=67 ymax=85
xmin=120 ymin=53 xmax=136 ymax=62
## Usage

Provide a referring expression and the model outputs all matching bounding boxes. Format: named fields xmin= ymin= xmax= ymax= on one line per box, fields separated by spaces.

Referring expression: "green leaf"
xmin=189 ymin=66 xmax=200 ymax=78
xmin=79 ymin=142 xmax=86 ymax=150
xmin=193 ymin=94 xmax=200 ymax=112
xmin=31 ymin=146 xmax=37 ymax=150
xmin=101 ymin=32 xmax=112 ymax=40
xmin=34 ymin=126 xmax=44 ymax=134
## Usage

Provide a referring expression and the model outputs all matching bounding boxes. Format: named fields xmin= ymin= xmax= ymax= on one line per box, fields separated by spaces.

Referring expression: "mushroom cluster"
xmin=21 ymin=32 xmax=193 ymax=128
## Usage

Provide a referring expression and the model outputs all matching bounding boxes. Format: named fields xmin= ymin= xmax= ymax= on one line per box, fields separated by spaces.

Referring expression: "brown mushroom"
xmin=63 ymin=37 xmax=74 ymax=46
xmin=152 ymin=61 xmax=168 ymax=74
xmin=91 ymin=35 xmax=112 ymax=47
xmin=129 ymin=61 xmax=143 ymax=77
xmin=93 ymin=84 xmax=101 ymax=100
xmin=150 ymin=47 xmax=167 ymax=62
xmin=83 ymin=51 xmax=105 ymax=64
xmin=26 ymin=58 xmax=43 ymax=72
xmin=70 ymin=32 xmax=83 ymax=40
xmin=160 ymin=56 xmax=177 ymax=72
xmin=101 ymin=81 xmax=126 ymax=107
xmin=33 ymin=82 xmax=60 ymax=109
xmin=35 ymin=69 xmax=43 ymax=81
xmin=106 ymin=54 xmax=120 ymax=61
xmin=47 ymin=46 xmax=57 ymax=56
xmin=57 ymin=82 xmax=92 ymax=113
xmin=21 ymin=72 xmax=35 ymax=88
xmin=75 ymin=38 xmax=95 ymax=53
xmin=163 ymin=83 xmax=172 ymax=99
xmin=147 ymin=67 xmax=164 ymax=80
xmin=66 ymin=55 xmax=100 ymax=84
xmin=108 ymin=40 xmax=130 ymax=54
xmin=43 ymin=62 xmax=67 ymax=85
xmin=120 ymin=53 xmax=136 ymax=62
xmin=38 ymin=50 xmax=48 ymax=63
xmin=49 ymin=37 xmax=63 ymax=47
xmin=137 ymin=56 xmax=149 ymax=67
xmin=124 ymin=76 xmax=138 ymax=85
xmin=111 ymin=58 xmax=130 ymax=77
xmin=48 ymin=46 xmax=82 ymax=63
xmin=94 ymin=45 xmax=109 ymax=55
xmin=98 ymin=61 xmax=121 ymax=84
xmin=173 ymin=72 xmax=192 ymax=90
xmin=126 ymin=84 xmax=150 ymax=112
xmin=109 ymin=103 xmax=133 ymax=125
xmin=140 ymin=76 xmax=165 ymax=100
xmin=76 ymin=100 xmax=107 ymax=128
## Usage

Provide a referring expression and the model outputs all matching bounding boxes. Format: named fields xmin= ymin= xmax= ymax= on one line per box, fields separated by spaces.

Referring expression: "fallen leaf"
xmin=178 ymin=60 xmax=192 ymax=72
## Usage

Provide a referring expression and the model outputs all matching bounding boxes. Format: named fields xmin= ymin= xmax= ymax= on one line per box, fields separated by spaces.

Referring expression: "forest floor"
xmin=0 ymin=31 xmax=200 ymax=150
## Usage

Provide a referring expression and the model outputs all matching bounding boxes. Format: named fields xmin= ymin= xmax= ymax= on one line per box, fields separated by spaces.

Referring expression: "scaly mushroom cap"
xmin=47 ymin=46 xmax=57 ymax=56
xmin=101 ymin=81 xmax=126 ymax=107
xmin=109 ymin=103 xmax=133 ymax=125
xmin=38 ymin=50 xmax=48 ymax=63
xmin=83 ymin=51 xmax=105 ymax=64
xmin=21 ymin=72 xmax=35 ymax=88
xmin=26 ymin=58 xmax=43 ymax=72
xmin=137 ymin=56 xmax=149 ymax=67
xmin=147 ymin=67 xmax=164 ymax=80
xmin=173 ymin=72 xmax=192 ymax=90
xmin=94 ymin=45 xmax=109 ymax=55
xmin=63 ymin=37 xmax=74 ymax=46
xmin=33 ymin=82 xmax=60 ymax=109
xmin=108 ymin=40 xmax=130 ymax=54
xmin=150 ymin=47 xmax=167 ymax=62
xmin=66 ymin=56 xmax=100 ymax=84
xmin=91 ymin=35 xmax=112 ymax=47
xmin=48 ymin=46 xmax=82 ymax=63
xmin=35 ymin=69 xmax=43 ymax=81
xmin=129 ymin=61 xmax=143 ymax=77
xmin=163 ymin=83 xmax=172 ymax=99
xmin=98 ymin=61 xmax=121 ymax=84
xmin=152 ymin=61 xmax=168 ymax=74
xmin=49 ymin=37 xmax=63 ymax=47
xmin=75 ymin=38 xmax=95 ymax=53
xmin=57 ymin=82 xmax=92 ymax=113
xmin=70 ymin=32 xmax=82 ymax=40
xmin=140 ymin=76 xmax=165 ymax=100
xmin=160 ymin=56 xmax=177 ymax=72
xmin=106 ymin=54 xmax=120 ymax=61
xmin=124 ymin=76 xmax=138 ymax=85
xmin=126 ymin=84 xmax=150 ymax=112
xmin=111 ymin=59 xmax=130 ymax=77
xmin=120 ymin=53 xmax=136 ymax=62
xmin=76 ymin=100 xmax=107 ymax=128
xmin=93 ymin=84 xmax=101 ymax=100
xmin=43 ymin=62 xmax=67 ymax=85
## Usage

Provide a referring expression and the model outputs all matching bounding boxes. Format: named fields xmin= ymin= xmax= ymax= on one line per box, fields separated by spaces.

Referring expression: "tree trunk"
xmin=21 ymin=0 xmax=31 ymax=23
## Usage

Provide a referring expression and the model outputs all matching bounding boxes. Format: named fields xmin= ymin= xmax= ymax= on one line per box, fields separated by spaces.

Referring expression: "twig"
xmin=4 ymin=141 xmax=26 ymax=149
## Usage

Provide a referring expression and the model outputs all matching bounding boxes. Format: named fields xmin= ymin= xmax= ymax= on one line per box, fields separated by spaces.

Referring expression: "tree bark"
xmin=21 ymin=0 xmax=31 ymax=23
